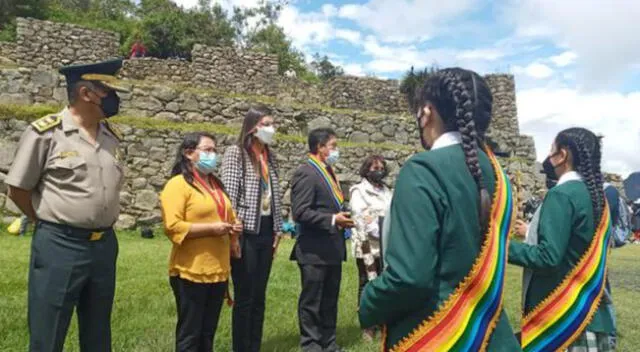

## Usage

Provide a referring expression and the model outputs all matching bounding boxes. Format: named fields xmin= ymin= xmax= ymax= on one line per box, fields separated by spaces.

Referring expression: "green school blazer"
xmin=359 ymin=145 xmax=521 ymax=351
xmin=509 ymin=180 xmax=615 ymax=334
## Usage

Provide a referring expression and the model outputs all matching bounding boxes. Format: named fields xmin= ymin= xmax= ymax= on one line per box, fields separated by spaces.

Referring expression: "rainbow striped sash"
xmin=386 ymin=148 xmax=514 ymax=352
xmin=307 ymin=154 xmax=344 ymax=208
xmin=520 ymin=203 xmax=612 ymax=352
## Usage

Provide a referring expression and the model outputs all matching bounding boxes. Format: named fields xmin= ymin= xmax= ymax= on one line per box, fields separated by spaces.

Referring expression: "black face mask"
xmin=367 ymin=170 xmax=386 ymax=184
xmin=101 ymin=91 xmax=121 ymax=118
xmin=542 ymin=156 xmax=559 ymax=189
xmin=91 ymin=90 xmax=120 ymax=118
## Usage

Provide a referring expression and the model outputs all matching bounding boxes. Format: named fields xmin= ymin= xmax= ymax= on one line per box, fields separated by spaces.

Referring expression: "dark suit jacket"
xmin=290 ymin=162 xmax=346 ymax=265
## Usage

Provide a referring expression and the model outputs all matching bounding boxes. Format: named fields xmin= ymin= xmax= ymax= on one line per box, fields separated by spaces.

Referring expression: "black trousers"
xmin=231 ymin=216 xmax=275 ymax=352
xmin=356 ymin=258 xmax=382 ymax=307
xmin=170 ymin=276 xmax=227 ymax=352
xmin=297 ymin=264 xmax=342 ymax=352
xmin=28 ymin=221 xmax=118 ymax=352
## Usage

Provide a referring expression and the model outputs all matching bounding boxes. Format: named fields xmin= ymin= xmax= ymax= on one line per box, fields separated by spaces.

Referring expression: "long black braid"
xmin=555 ymin=128 xmax=605 ymax=221
xmin=414 ymin=68 xmax=494 ymax=230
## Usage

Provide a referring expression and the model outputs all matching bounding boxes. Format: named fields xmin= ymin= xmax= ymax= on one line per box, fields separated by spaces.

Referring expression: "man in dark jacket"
xmin=290 ymin=127 xmax=354 ymax=352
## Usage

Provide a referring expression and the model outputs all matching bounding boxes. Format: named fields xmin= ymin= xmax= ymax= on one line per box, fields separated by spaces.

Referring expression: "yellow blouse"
xmin=160 ymin=174 xmax=237 ymax=283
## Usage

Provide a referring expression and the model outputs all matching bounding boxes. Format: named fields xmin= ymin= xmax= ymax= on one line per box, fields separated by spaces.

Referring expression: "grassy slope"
xmin=0 ymin=232 xmax=638 ymax=351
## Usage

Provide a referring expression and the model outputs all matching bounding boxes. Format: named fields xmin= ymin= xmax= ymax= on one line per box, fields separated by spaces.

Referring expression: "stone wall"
xmin=119 ymin=57 xmax=193 ymax=85
xmin=1 ymin=18 xmax=523 ymax=120
xmin=0 ymin=116 xmax=417 ymax=228
xmin=0 ymin=41 xmax=17 ymax=64
xmin=10 ymin=17 xmax=120 ymax=69
xmin=0 ymin=18 xmax=552 ymax=227
xmin=320 ymin=76 xmax=404 ymax=113
xmin=0 ymin=113 xmax=545 ymax=228
xmin=0 ymin=67 xmax=527 ymax=153
xmin=191 ymin=45 xmax=280 ymax=96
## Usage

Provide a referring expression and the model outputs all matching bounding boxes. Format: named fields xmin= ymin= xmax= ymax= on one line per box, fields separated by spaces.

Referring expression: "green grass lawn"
xmin=1 ymin=232 xmax=639 ymax=351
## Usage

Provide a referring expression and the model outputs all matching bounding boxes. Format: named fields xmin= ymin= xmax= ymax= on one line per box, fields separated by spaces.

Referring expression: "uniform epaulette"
xmin=31 ymin=114 xmax=61 ymax=133
xmin=102 ymin=121 xmax=123 ymax=142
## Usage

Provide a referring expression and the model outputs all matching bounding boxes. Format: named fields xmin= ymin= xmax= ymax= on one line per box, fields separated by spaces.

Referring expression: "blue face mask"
xmin=326 ymin=149 xmax=340 ymax=166
xmin=195 ymin=151 xmax=217 ymax=174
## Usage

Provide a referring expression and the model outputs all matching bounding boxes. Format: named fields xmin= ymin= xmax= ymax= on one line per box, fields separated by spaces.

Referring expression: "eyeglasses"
xmin=196 ymin=146 xmax=216 ymax=153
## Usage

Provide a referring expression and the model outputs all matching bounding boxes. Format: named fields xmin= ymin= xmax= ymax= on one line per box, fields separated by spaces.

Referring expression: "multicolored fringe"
xmin=521 ymin=203 xmax=612 ymax=352
xmin=308 ymin=154 xmax=344 ymax=208
xmin=386 ymin=148 xmax=515 ymax=352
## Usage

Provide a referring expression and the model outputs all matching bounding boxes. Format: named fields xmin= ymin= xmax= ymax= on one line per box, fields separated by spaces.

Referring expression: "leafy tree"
xmin=399 ymin=66 xmax=439 ymax=112
xmin=45 ymin=0 xmax=137 ymax=52
xmin=247 ymin=24 xmax=308 ymax=75
xmin=310 ymin=53 xmax=344 ymax=81
xmin=0 ymin=0 xmax=49 ymax=41
xmin=135 ymin=0 xmax=236 ymax=58
xmin=137 ymin=0 xmax=188 ymax=58
xmin=183 ymin=2 xmax=235 ymax=49
xmin=0 ymin=0 xmax=326 ymax=83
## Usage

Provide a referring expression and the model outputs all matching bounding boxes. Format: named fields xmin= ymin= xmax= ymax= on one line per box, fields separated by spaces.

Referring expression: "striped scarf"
xmin=307 ymin=154 xmax=344 ymax=208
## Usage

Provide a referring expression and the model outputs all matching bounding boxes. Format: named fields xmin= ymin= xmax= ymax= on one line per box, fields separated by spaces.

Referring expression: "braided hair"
xmin=555 ymin=128 xmax=605 ymax=221
xmin=414 ymin=68 xmax=494 ymax=229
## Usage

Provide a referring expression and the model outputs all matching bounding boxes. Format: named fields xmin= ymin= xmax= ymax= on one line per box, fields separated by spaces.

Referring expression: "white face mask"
xmin=326 ymin=149 xmax=340 ymax=165
xmin=255 ymin=126 xmax=276 ymax=145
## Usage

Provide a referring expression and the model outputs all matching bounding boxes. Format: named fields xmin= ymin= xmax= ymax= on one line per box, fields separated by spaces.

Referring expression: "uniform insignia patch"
xmin=57 ymin=151 xmax=80 ymax=159
xmin=102 ymin=121 xmax=123 ymax=142
xmin=31 ymin=114 xmax=61 ymax=133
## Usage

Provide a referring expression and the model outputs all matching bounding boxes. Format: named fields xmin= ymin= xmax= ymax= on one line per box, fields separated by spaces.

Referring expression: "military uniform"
xmin=4 ymin=59 xmax=128 ymax=352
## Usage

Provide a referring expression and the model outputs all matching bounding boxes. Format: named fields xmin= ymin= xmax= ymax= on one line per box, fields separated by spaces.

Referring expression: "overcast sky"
xmin=173 ymin=0 xmax=640 ymax=177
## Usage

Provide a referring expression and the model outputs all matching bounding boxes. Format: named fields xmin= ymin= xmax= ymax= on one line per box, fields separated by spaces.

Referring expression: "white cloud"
xmin=342 ymin=63 xmax=366 ymax=77
xmin=355 ymin=36 xmax=518 ymax=75
xmin=337 ymin=4 xmax=359 ymax=19
xmin=276 ymin=6 xmax=363 ymax=48
xmin=338 ymin=0 xmax=478 ymax=43
xmin=321 ymin=4 xmax=338 ymax=17
xmin=335 ymin=29 xmax=361 ymax=45
xmin=360 ymin=36 xmax=439 ymax=73
xmin=173 ymin=0 xmax=261 ymax=10
xmin=513 ymin=62 xmax=554 ymax=79
xmin=277 ymin=6 xmax=334 ymax=47
xmin=550 ymin=51 xmax=577 ymax=67
xmin=506 ymin=0 xmax=640 ymax=88
xmin=457 ymin=48 xmax=508 ymax=61
xmin=517 ymin=86 xmax=640 ymax=176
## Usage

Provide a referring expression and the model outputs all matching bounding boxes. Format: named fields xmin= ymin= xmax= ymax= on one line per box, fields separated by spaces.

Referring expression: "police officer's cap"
xmin=59 ymin=58 xmax=130 ymax=93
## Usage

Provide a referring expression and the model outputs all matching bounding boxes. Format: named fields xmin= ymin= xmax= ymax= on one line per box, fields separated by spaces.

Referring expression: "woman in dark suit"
xmin=221 ymin=106 xmax=284 ymax=352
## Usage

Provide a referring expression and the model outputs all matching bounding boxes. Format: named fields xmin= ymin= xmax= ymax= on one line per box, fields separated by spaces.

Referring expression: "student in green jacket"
xmin=359 ymin=68 xmax=521 ymax=352
xmin=509 ymin=127 xmax=615 ymax=351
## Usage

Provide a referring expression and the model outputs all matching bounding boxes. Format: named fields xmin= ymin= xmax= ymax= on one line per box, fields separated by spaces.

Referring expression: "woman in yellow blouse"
xmin=160 ymin=132 xmax=242 ymax=352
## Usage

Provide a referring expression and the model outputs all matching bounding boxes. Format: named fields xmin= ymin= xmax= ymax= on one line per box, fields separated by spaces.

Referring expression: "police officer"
xmin=5 ymin=59 xmax=129 ymax=352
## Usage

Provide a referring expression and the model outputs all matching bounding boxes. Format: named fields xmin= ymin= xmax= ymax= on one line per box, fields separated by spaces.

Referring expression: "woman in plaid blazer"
xmin=221 ymin=106 xmax=284 ymax=352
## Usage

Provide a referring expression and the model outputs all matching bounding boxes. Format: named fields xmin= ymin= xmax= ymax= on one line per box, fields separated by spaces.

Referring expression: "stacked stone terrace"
xmin=0 ymin=17 xmax=544 ymax=228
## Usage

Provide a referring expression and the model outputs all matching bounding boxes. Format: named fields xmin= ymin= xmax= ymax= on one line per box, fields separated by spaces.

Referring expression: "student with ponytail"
xmin=509 ymin=128 xmax=616 ymax=351
xmin=359 ymin=68 xmax=520 ymax=352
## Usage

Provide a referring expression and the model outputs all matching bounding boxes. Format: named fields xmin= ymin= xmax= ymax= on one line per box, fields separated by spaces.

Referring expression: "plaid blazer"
xmin=221 ymin=145 xmax=284 ymax=235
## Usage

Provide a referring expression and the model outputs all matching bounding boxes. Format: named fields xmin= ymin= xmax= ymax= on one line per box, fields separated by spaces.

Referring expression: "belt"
xmin=37 ymin=220 xmax=113 ymax=241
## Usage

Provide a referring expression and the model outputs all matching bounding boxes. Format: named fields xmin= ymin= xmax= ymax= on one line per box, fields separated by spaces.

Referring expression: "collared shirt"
xmin=431 ymin=132 xmax=462 ymax=150
xmin=557 ymin=171 xmax=582 ymax=186
xmin=5 ymin=108 xmax=124 ymax=229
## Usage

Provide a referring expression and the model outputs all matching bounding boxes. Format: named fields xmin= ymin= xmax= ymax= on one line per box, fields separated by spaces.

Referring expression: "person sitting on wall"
xmin=130 ymin=38 xmax=147 ymax=59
